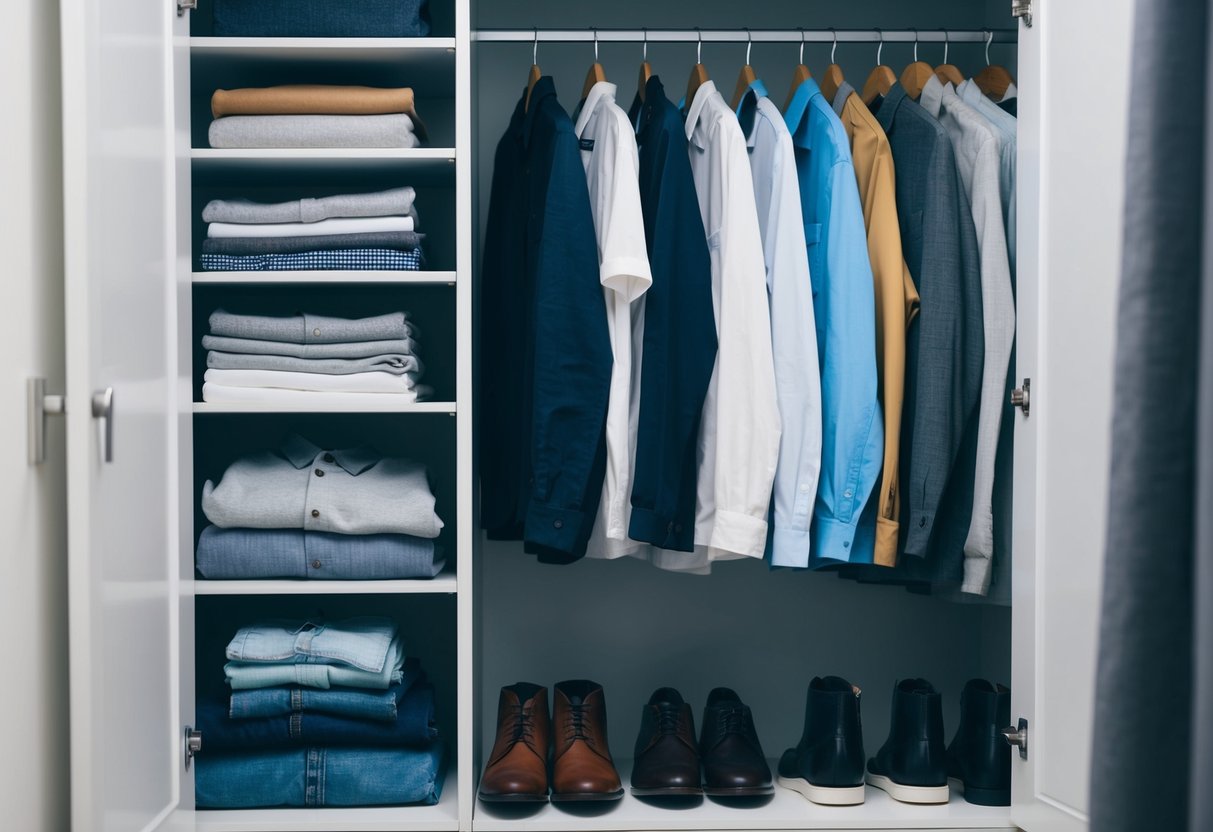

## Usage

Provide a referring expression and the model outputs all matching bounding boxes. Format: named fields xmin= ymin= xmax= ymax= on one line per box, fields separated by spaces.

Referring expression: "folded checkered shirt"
xmin=200 ymin=248 xmax=425 ymax=272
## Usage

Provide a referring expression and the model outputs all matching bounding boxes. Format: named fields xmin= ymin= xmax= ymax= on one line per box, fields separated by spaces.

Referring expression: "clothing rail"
xmin=472 ymin=28 xmax=1019 ymax=44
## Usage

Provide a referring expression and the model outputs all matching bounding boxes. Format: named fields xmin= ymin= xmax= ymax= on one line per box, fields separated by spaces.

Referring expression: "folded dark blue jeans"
xmin=212 ymin=0 xmax=431 ymax=37
xmin=228 ymin=657 xmax=423 ymax=722
xmin=195 ymin=741 xmax=445 ymax=808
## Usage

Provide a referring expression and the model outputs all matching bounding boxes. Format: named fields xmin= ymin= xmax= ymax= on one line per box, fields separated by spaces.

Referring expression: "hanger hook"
xmin=985 ymin=30 xmax=993 ymax=66
xmin=745 ymin=27 xmax=752 ymax=65
xmin=943 ymin=29 xmax=950 ymax=65
xmin=913 ymin=29 xmax=919 ymax=63
xmin=799 ymin=28 xmax=806 ymax=65
xmin=876 ymin=29 xmax=884 ymax=67
xmin=532 ymin=27 xmax=538 ymax=65
xmin=593 ymin=28 xmax=599 ymax=63
xmin=830 ymin=28 xmax=838 ymax=64
xmin=643 ymin=27 xmax=648 ymax=62
xmin=696 ymin=27 xmax=702 ymax=64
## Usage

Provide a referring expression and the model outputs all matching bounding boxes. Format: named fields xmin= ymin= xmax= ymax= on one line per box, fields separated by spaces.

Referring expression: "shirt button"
xmin=843 ymin=489 xmax=853 ymax=499
xmin=553 ymin=519 xmax=564 ymax=530
xmin=919 ymin=517 xmax=927 ymax=528
xmin=800 ymin=484 xmax=810 ymax=493
xmin=313 ymin=328 xmax=321 ymax=337
xmin=315 ymin=468 xmax=325 ymax=477
xmin=311 ymin=509 xmax=320 ymax=518
xmin=843 ymin=541 xmax=851 ymax=549
xmin=311 ymin=560 xmax=322 ymax=570
xmin=323 ymin=453 xmax=334 ymax=463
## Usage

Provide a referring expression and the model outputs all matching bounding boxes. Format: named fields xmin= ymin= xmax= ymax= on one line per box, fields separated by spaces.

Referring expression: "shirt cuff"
xmin=810 ymin=515 xmax=861 ymax=566
xmin=770 ymin=525 xmax=811 ymax=568
xmin=962 ymin=554 xmax=993 ymax=596
xmin=900 ymin=508 xmax=938 ymax=557
xmin=600 ymin=258 xmax=653 ymax=302
xmin=523 ymin=502 xmax=589 ymax=559
xmin=873 ymin=516 xmax=900 ymax=567
xmin=628 ymin=506 xmax=695 ymax=552
xmin=707 ymin=510 xmax=769 ymax=560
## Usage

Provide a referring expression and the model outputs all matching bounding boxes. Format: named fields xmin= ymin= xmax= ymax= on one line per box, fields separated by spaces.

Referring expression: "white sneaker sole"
xmin=865 ymin=773 xmax=949 ymax=804
xmin=777 ymin=776 xmax=865 ymax=805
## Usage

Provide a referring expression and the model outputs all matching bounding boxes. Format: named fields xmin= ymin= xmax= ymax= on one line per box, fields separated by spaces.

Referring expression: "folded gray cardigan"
xmin=208 ymin=114 xmax=419 ymax=149
xmin=201 ymin=231 xmax=424 ymax=256
xmin=202 ymin=188 xmax=418 ymax=224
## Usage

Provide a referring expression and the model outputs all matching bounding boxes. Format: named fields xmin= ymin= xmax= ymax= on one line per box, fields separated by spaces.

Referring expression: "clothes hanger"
xmin=685 ymin=28 xmax=710 ymax=109
xmin=637 ymin=28 xmax=653 ymax=102
xmin=730 ymin=29 xmax=758 ymax=110
xmin=974 ymin=30 xmax=1015 ymax=100
xmin=900 ymin=29 xmax=935 ymax=100
xmin=934 ymin=30 xmax=965 ymax=87
xmin=524 ymin=28 xmax=542 ymax=112
xmin=783 ymin=28 xmax=813 ymax=112
xmin=581 ymin=29 xmax=608 ymax=101
xmin=861 ymin=29 xmax=897 ymax=106
xmin=819 ymin=28 xmax=846 ymax=105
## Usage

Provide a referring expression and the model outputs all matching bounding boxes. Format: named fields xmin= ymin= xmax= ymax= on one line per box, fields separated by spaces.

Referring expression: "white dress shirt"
xmin=574 ymin=82 xmax=654 ymax=560
xmin=647 ymin=80 xmax=780 ymax=572
xmin=920 ymin=76 xmax=1015 ymax=596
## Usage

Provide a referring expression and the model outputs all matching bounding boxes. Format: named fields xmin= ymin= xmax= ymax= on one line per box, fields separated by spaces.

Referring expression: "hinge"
xmin=177 ymin=0 xmax=197 ymax=17
xmin=1012 ymin=0 xmax=1033 ymax=27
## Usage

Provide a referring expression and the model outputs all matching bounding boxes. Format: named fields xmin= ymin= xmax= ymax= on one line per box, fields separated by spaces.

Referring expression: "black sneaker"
xmin=777 ymin=676 xmax=866 ymax=805
xmin=865 ymin=679 xmax=949 ymax=804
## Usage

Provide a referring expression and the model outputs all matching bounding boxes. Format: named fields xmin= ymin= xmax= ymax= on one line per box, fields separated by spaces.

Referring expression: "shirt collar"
xmin=683 ymin=79 xmax=718 ymax=147
xmin=832 ymin=80 xmax=857 ymax=118
xmin=575 ymin=81 xmax=617 ymax=137
xmin=734 ymin=79 xmax=769 ymax=149
xmin=521 ymin=76 xmax=557 ymax=147
xmin=630 ymin=74 xmax=667 ymax=140
xmin=280 ymin=434 xmax=380 ymax=476
xmin=784 ymin=76 xmax=822 ymax=149
xmin=872 ymin=81 xmax=906 ymax=133
xmin=919 ymin=74 xmax=947 ymax=119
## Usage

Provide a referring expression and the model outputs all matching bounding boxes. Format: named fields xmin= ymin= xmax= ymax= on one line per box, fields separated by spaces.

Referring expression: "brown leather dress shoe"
xmin=631 ymin=687 xmax=702 ymax=796
xmin=700 ymin=687 xmax=774 ymax=797
xmin=479 ymin=683 xmax=551 ymax=803
xmin=551 ymin=679 xmax=624 ymax=801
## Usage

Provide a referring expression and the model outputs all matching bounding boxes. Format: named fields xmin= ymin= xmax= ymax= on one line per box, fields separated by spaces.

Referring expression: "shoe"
xmin=699 ymin=687 xmax=774 ymax=797
xmin=551 ymin=680 xmax=624 ymax=801
xmin=947 ymin=679 xmax=1011 ymax=806
xmin=866 ymin=679 xmax=949 ymax=804
xmin=631 ymin=687 xmax=702 ymax=797
xmin=478 ymin=683 xmax=551 ymax=803
xmin=777 ymin=676 xmax=866 ymax=805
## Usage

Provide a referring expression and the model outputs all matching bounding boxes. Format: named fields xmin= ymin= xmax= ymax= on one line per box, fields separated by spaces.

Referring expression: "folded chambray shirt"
xmin=228 ymin=658 xmax=423 ymax=722
xmin=225 ymin=634 xmax=405 ymax=691
xmin=196 ymin=527 xmax=443 ymax=581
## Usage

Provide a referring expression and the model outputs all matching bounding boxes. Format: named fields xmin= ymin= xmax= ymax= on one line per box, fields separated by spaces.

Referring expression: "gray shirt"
xmin=208 ymin=310 xmax=415 ymax=344
xmin=202 ymin=187 xmax=417 ymax=225
xmin=956 ymin=79 xmax=1017 ymax=274
xmin=202 ymin=435 xmax=444 ymax=538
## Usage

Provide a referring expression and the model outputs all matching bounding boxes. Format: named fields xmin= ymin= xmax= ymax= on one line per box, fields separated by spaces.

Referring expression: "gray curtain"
xmin=1090 ymin=0 xmax=1210 ymax=830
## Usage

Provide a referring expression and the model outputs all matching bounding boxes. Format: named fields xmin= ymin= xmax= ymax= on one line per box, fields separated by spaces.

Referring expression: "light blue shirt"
xmin=784 ymin=78 xmax=883 ymax=566
xmin=736 ymin=81 xmax=822 ymax=568
xmin=957 ymin=79 xmax=1017 ymax=275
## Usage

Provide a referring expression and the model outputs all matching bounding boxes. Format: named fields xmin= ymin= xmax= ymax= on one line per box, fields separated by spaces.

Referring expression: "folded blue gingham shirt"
xmin=201 ymin=248 xmax=424 ymax=272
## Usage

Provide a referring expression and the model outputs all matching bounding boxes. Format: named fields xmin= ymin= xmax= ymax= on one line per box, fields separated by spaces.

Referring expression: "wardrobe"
xmin=53 ymin=0 xmax=1126 ymax=829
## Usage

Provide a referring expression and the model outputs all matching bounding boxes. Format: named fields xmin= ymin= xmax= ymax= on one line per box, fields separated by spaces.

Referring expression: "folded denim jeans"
xmin=225 ymin=633 xmax=404 ymax=691
xmin=227 ymin=617 xmax=397 ymax=671
xmin=194 ymin=741 xmax=445 ymax=808
xmin=228 ymin=658 xmax=423 ymax=722
xmin=213 ymin=0 xmax=432 ymax=40
xmin=196 ymin=527 xmax=443 ymax=581
xmin=199 ymin=682 xmax=438 ymax=750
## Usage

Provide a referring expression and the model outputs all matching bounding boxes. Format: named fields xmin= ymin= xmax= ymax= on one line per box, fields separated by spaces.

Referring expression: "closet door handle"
xmin=91 ymin=387 xmax=114 ymax=463
xmin=27 ymin=377 xmax=66 ymax=465
xmin=177 ymin=0 xmax=197 ymax=16
xmin=1002 ymin=718 xmax=1028 ymax=759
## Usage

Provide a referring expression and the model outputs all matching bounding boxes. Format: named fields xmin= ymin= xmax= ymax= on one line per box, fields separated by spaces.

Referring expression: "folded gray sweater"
xmin=207 ymin=351 xmax=425 ymax=377
xmin=208 ymin=114 xmax=420 ymax=149
xmin=201 ymin=231 xmax=423 ymax=257
xmin=202 ymin=187 xmax=417 ymax=224
xmin=208 ymin=310 xmax=413 ymax=344
xmin=201 ymin=335 xmax=419 ymax=359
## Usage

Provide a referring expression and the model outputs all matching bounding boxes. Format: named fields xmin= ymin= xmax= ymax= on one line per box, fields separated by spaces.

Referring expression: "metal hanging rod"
xmin=473 ymin=28 xmax=1018 ymax=45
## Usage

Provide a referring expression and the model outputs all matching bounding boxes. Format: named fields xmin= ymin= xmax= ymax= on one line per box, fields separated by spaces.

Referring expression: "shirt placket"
xmin=302 ymin=451 xmax=340 ymax=534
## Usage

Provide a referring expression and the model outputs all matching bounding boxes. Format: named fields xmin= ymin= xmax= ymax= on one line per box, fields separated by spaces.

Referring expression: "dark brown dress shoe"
xmin=479 ymin=683 xmax=551 ymax=803
xmin=699 ymin=687 xmax=774 ymax=797
xmin=551 ymin=679 xmax=624 ymax=801
xmin=631 ymin=687 xmax=702 ymax=796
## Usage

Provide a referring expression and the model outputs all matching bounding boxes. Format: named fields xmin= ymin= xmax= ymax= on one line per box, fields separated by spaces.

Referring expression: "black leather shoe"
xmin=631 ymin=688 xmax=702 ymax=796
xmin=947 ymin=679 xmax=1011 ymax=806
xmin=777 ymin=676 xmax=866 ymax=805
xmin=866 ymin=679 xmax=949 ymax=804
xmin=699 ymin=688 xmax=773 ymax=797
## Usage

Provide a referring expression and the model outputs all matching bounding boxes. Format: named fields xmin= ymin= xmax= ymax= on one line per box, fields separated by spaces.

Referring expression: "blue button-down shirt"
xmin=784 ymin=78 xmax=883 ymax=566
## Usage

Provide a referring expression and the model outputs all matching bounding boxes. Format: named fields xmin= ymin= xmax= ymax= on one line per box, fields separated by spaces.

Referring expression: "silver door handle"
xmin=1002 ymin=718 xmax=1029 ymax=759
xmin=92 ymin=387 xmax=114 ymax=463
xmin=27 ymin=377 xmax=66 ymax=465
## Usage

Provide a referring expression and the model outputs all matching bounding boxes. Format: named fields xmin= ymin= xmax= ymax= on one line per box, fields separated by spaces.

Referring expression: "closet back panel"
xmin=473 ymin=0 xmax=1016 ymax=770
xmin=190 ymin=0 xmax=458 ymax=39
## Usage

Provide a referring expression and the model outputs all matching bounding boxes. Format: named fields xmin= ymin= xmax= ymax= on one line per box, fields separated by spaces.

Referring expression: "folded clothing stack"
xmin=200 ymin=310 xmax=434 ymax=405
xmin=198 ymin=433 xmax=444 ymax=579
xmin=209 ymin=85 xmax=428 ymax=149
xmin=200 ymin=186 xmax=425 ymax=272
xmin=195 ymin=617 xmax=445 ymax=809
xmin=212 ymin=0 xmax=431 ymax=38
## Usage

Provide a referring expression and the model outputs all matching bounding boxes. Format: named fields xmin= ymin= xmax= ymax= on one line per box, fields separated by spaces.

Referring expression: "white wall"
xmin=0 ymin=0 xmax=69 ymax=827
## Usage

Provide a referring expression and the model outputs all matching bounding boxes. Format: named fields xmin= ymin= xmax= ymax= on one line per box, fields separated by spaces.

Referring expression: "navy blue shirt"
xmin=480 ymin=78 xmax=613 ymax=562
xmin=625 ymin=76 xmax=718 ymax=551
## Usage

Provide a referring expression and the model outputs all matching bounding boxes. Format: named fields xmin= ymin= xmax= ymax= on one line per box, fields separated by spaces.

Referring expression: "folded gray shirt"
xmin=208 ymin=114 xmax=420 ymax=149
xmin=201 ymin=231 xmax=424 ymax=257
xmin=202 ymin=187 xmax=418 ymax=224
xmin=202 ymin=334 xmax=419 ymax=358
xmin=207 ymin=351 xmax=425 ymax=377
xmin=208 ymin=310 xmax=413 ymax=344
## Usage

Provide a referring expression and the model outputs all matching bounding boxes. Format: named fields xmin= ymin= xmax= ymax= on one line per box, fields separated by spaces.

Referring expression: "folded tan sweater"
xmin=211 ymin=85 xmax=427 ymax=138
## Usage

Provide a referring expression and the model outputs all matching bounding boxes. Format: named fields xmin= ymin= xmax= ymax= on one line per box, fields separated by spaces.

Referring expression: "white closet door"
xmin=61 ymin=0 xmax=183 ymax=828
xmin=1011 ymin=0 xmax=1132 ymax=829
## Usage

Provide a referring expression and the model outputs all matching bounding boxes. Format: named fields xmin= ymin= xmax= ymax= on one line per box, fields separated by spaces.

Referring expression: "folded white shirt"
xmin=202 ymin=384 xmax=434 ymax=406
xmin=207 ymin=215 xmax=415 ymax=239
xmin=205 ymin=368 xmax=423 ymax=394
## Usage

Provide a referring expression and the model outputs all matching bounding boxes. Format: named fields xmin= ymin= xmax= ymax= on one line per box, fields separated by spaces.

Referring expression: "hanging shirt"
xmin=784 ymin=77 xmax=882 ymax=567
xmin=574 ymin=82 xmax=653 ymax=560
xmin=652 ymin=79 xmax=778 ymax=570
xmin=920 ymin=76 xmax=1014 ymax=596
xmin=624 ymin=75 xmax=718 ymax=554
xmin=957 ymin=79 xmax=1017 ymax=275
xmin=736 ymin=81 xmax=822 ymax=569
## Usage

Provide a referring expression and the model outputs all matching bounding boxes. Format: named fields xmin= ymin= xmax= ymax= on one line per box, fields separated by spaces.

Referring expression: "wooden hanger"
xmin=862 ymin=31 xmax=896 ymax=106
xmin=974 ymin=31 xmax=1015 ymax=100
xmin=637 ymin=29 xmax=653 ymax=102
xmin=819 ymin=29 xmax=846 ymax=105
xmin=934 ymin=31 xmax=965 ymax=87
xmin=524 ymin=29 xmax=542 ymax=112
xmin=685 ymin=29 xmax=709 ymax=110
xmin=783 ymin=29 xmax=813 ymax=112
xmin=730 ymin=30 xmax=758 ymax=110
xmin=900 ymin=30 xmax=935 ymax=100
xmin=581 ymin=30 xmax=607 ymax=101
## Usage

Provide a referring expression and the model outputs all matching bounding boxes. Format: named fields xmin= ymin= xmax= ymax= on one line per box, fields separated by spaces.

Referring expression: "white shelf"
xmin=193 ymin=401 xmax=457 ymax=414
xmin=195 ymin=768 xmax=459 ymax=832
xmin=194 ymin=569 xmax=458 ymax=596
xmin=193 ymin=270 xmax=457 ymax=285
xmin=472 ymin=762 xmax=1012 ymax=832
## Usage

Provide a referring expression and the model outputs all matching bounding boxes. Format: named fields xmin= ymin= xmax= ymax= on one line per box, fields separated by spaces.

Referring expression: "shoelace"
xmin=569 ymin=703 xmax=590 ymax=741
xmin=656 ymin=704 xmax=681 ymax=735
xmin=719 ymin=705 xmax=750 ymax=736
xmin=509 ymin=705 xmax=537 ymax=746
